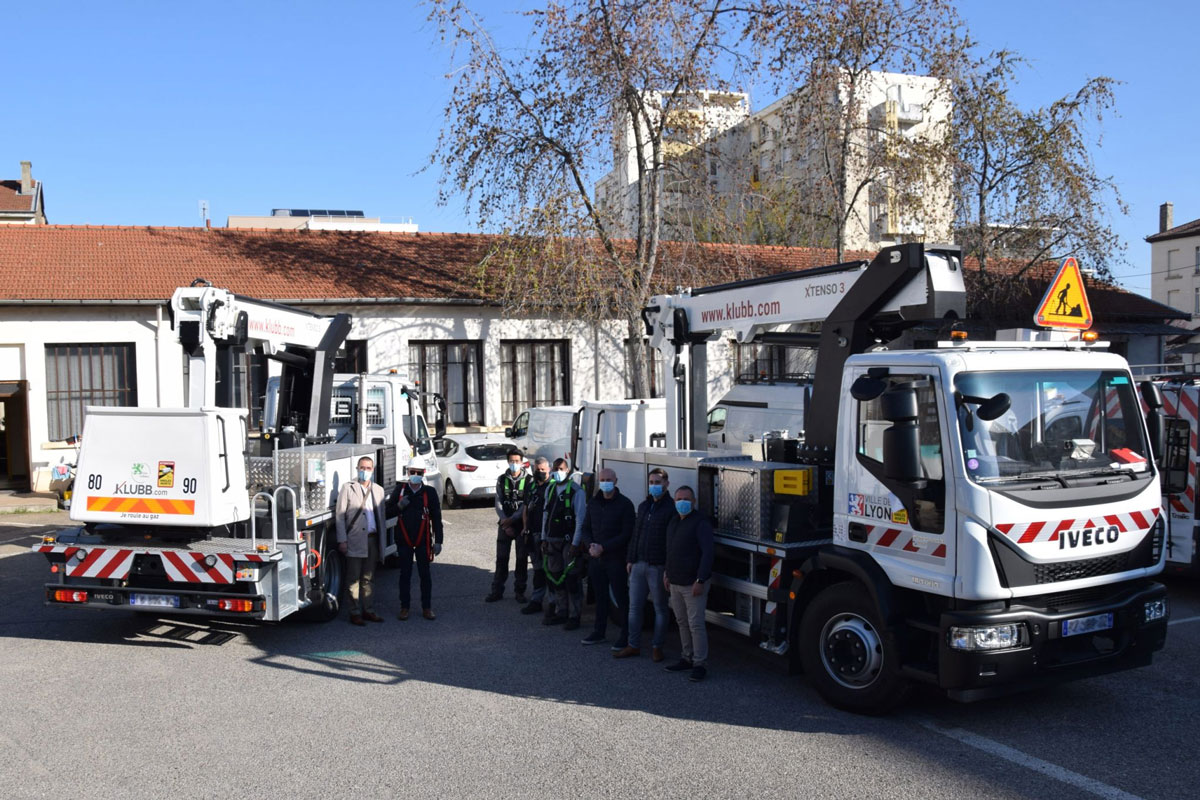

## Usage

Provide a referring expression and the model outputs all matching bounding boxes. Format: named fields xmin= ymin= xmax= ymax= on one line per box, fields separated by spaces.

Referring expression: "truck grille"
xmin=1021 ymin=586 xmax=1118 ymax=611
xmin=1034 ymin=552 xmax=1132 ymax=584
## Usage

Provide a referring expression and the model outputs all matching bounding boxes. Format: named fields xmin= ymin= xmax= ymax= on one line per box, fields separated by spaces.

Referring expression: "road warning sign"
xmin=1034 ymin=256 xmax=1093 ymax=330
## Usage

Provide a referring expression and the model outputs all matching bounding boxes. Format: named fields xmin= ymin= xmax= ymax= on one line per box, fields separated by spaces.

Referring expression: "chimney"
xmin=1160 ymin=201 xmax=1174 ymax=233
xmin=19 ymin=161 xmax=32 ymax=194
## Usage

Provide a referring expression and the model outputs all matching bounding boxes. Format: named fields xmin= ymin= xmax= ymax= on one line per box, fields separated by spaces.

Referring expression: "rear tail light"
xmin=217 ymin=599 xmax=254 ymax=613
xmin=52 ymin=590 xmax=88 ymax=603
xmin=456 ymin=464 xmax=478 ymax=472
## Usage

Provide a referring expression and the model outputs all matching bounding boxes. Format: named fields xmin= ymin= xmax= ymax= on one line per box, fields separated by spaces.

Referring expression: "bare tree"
xmin=741 ymin=0 xmax=962 ymax=260
xmin=953 ymin=49 xmax=1126 ymax=280
xmin=428 ymin=0 xmax=747 ymax=398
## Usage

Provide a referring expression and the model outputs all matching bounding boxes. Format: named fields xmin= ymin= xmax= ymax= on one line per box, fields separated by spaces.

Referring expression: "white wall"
xmin=1151 ymin=231 xmax=1200 ymax=317
xmin=0 ymin=302 xmax=705 ymax=489
xmin=0 ymin=304 xmax=180 ymax=489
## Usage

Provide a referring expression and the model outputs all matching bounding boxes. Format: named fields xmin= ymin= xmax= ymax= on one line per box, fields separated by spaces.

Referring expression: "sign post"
xmin=1033 ymin=257 xmax=1093 ymax=331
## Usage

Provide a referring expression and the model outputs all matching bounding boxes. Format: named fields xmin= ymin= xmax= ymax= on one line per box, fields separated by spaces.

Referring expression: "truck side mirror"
xmin=976 ymin=392 xmax=1011 ymax=421
xmin=435 ymin=416 xmax=447 ymax=439
xmin=1163 ymin=417 xmax=1190 ymax=494
xmin=880 ymin=386 xmax=926 ymax=485
xmin=504 ymin=427 xmax=514 ymax=438
xmin=850 ymin=375 xmax=887 ymax=401
xmin=1140 ymin=381 xmax=1166 ymax=467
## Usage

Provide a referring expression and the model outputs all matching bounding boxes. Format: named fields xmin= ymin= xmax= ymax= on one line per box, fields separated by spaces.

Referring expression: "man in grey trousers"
xmin=663 ymin=485 xmax=714 ymax=682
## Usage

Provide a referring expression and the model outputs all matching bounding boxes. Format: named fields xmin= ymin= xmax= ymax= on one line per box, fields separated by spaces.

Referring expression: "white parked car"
xmin=433 ymin=435 xmax=519 ymax=508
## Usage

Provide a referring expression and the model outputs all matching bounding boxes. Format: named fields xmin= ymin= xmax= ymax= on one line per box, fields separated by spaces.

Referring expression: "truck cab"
xmin=263 ymin=372 xmax=443 ymax=498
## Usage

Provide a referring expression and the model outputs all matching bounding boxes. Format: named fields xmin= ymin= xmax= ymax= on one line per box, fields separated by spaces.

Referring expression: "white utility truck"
xmin=506 ymin=399 xmax=667 ymax=479
xmin=33 ymin=283 xmax=409 ymax=622
xmin=614 ymin=243 xmax=1169 ymax=712
xmin=1132 ymin=372 xmax=1199 ymax=575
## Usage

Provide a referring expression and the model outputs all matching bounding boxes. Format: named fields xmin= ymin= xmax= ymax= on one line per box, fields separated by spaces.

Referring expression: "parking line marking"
xmin=1168 ymin=615 xmax=1200 ymax=627
xmin=918 ymin=719 xmax=1146 ymax=800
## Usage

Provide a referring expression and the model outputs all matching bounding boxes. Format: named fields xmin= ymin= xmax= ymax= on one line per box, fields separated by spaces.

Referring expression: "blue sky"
xmin=1 ymin=1 xmax=1193 ymax=297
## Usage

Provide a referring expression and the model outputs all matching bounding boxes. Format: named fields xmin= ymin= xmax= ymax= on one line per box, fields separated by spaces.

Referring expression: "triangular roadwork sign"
xmin=1034 ymin=256 xmax=1093 ymax=330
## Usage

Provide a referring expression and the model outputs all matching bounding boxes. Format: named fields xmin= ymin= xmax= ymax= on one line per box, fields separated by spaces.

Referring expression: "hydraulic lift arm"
xmin=643 ymin=243 xmax=966 ymax=449
xmin=170 ymin=283 xmax=352 ymax=440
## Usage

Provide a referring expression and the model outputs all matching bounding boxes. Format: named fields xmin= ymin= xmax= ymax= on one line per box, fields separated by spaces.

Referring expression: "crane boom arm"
xmin=644 ymin=244 xmax=966 ymax=449
xmin=170 ymin=285 xmax=352 ymax=439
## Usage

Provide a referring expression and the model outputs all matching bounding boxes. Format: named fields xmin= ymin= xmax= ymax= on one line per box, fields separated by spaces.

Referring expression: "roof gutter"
xmin=0 ymin=296 xmax=496 ymax=307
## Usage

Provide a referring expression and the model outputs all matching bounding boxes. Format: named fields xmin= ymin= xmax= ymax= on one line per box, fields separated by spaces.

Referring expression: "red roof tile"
xmin=0 ymin=225 xmax=1181 ymax=324
xmin=0 ymin=180 xmax=36 ymax=213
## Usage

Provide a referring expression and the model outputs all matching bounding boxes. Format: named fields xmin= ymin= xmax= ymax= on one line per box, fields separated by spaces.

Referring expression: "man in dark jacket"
xmin=615 ymin=467 xmax=673 ymax=661
xmin=519 ymin=457 xmax=553 ymax=616
xmin=388 ymin=457 xmax=444 ymax=621
xmin=485 ymin=449 xmax=530 ymax=604
xmin=580 ymin=468 xmax=635 ymax=649
xmin=663 ymin=485 xmax=714 ymax=682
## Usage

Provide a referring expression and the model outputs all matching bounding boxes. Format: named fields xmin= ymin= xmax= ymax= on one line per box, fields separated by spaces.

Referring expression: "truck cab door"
xmin=835 ymin=367 xmax=956 ymax=596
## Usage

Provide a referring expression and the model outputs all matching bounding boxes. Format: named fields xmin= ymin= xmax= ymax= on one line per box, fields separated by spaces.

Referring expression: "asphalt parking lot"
xmin=1 ymin=505 xmax=1198 ymax=800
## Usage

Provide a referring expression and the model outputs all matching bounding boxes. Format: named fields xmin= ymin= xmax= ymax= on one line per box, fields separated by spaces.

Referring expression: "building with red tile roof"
xmin=0 ymin=224 xmax=1184 ymax=491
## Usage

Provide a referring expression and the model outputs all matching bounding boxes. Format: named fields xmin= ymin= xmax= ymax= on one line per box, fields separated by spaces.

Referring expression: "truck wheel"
xmin=799 ymin=582 xmax=910 ymax=714
xmin=303 ymin=532 xmax=344 ymax=622
xmin=443 ymin=479 xmax=460 ymax=509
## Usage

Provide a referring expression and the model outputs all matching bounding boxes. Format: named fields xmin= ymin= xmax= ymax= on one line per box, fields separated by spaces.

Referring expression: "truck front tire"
xmin=800 ymin=582 xmax=911 ymax=714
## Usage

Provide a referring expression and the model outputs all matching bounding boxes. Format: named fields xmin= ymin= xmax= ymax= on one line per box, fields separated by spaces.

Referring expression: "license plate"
xmin=1061 ymin=612 xmax=1113 ymax=637
xmin=129 ymin=593 xmax=180 ymax=608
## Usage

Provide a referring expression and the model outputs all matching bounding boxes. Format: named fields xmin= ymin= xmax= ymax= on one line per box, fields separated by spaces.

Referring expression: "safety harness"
xmin=541 ymin=480 xmax=578 ymax=584
xmin=499 ymin=473 xmax=528 ymax=516
xmin=398 ymin=488 xmax=434 ymax=561
xmin=541 ymin=554 xmax=577 ymax=586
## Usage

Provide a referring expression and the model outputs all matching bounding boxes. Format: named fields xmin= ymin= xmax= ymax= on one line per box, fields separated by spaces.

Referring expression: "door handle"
xmin=848 ymin=522 xmax=869 ymax=543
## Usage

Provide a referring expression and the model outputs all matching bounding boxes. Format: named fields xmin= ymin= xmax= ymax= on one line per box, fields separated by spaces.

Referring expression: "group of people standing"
xmin=487 ymin=450 xmax=715 ymax=682
xmin=335 ymin=454 xmax=444 ymax=625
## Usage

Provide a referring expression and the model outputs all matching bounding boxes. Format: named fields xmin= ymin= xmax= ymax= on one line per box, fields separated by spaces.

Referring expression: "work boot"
xmin=689 ymin=665 xmax=708 ymax=682
xmin=484 ymin=590 xmax=504 ymax=603
xmin=664 ymin=658 xmax=693 ymax=672
xmin=422 ymin=609 xmax=436 ymax=621
xmin=613 ymin=646 xmax=641 ymax=659
xmin=362 ymin=612 xmax=384 ymax=623
xmin=520 ymin=601 xmax=543 ymax=615
xmin=515 ymin=592 xmax=528 ymax=604
xmin=564 ymin=617 xmax=581 ymax=631
xmin=397 ymin=608 xmax=410 ymax=621
xmin=350 ymin=614 xmax=365 ymax=626
xmin=543 ymin=614 xmax=568 ymax=626
xmin=651 ymin=647 xmax=664 ymax=663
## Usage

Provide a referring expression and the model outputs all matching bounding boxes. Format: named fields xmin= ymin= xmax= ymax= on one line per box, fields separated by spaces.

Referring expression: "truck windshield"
xmin=955 ymin=369 xmax=1149 ymax=485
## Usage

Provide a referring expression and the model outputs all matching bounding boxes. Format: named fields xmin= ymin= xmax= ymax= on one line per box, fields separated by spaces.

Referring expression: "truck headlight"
xmin=1144 ymin=598 xmax=1168 ymax=623
xmin=949 ymin=623 xmax=1029 ymax=651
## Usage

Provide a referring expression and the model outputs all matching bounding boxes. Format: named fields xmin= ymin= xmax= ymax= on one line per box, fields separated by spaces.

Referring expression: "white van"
xmin=505 ymin=406 xmax=578 ymax=466
xmin=505 ymin=399 xmax=667 ymax=476
xmin=706 ymin=383 xmax=808 ymax=451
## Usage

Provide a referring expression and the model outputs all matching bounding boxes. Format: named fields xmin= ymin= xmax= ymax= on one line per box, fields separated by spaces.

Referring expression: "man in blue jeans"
xmin=615 ymin=468 xmax=673 ymax=662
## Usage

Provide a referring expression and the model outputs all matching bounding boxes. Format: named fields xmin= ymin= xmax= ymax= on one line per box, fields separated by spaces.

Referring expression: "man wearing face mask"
xmin=335 ymin=455 xmax=387 ymax=626
xmin=389 ymin=456 xmax=443 ymax=621
xmin=486 ymin=449 xmax=530 ymax=604
xmin=663 ymin=485 xmax=714 ymax=682
xmin=540 ymin=457 xmax=586 ymax=629
xmin=579 ymin=467 xmax=635 ymax=649
xmin=519 ymin=457 xmax=553 ymax=617
xmin=615 ymin=467 xmax=673 ymax=661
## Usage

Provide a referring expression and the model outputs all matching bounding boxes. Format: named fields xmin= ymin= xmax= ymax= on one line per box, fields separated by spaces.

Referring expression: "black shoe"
xmin=664 ymin=658 xmax=693 ymax=672
xmin=564 ymin=617 xmax=581 ymax=631
xmin=515 ymin=592 xmax=528 ymax=604
xmin=581 ymin=631 xmax=606 ymax=646
xmin=484 ymin=591 xmax=504 ymax=603
xmin=689 ymin=666 xmax=708 ymax=682
xmin=610 ymin=640 xmax=628 ymax=652
xmin=520 ymin=601 xmax=543 ymax=615
xmin=543 ymin=615 xmax=568 ymax=626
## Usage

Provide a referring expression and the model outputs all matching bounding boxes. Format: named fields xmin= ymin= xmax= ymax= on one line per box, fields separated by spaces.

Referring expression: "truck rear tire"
xmin=799 ymin=582 xmax=911 ymax=714
xmin=302 ymin=530 xmax=344 ymax=622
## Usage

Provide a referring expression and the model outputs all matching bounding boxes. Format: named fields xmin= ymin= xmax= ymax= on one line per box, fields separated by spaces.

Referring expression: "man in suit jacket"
xmin=335 ymin=455 xmax=387 ymax=626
